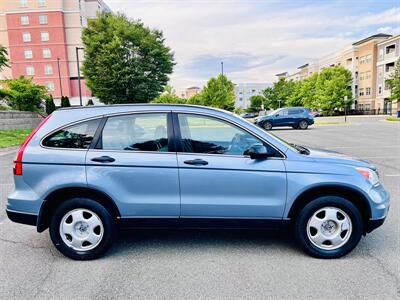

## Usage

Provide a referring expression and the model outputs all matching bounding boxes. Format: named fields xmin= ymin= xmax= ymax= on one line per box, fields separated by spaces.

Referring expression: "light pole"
xmin=278 ymin=100 xmax=282 ymax=108
xmin=76 ymin=47 xmax=84 ymax=106
xmin=221 ymin=61 xmax=224 ymax=76
xmin=56 ymin=57 xmax=63 ymax=97
xmin=344 ymin=95 xmax=348 ymax=123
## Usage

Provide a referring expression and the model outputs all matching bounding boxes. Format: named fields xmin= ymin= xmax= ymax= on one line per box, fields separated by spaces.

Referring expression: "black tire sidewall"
xmin=263 ymin=121 xmax=272 ymax=130
xmin=49 ymin=198 xmax=116 ymax=260
xmin=295 ymin=196 xmax=363 ymax=259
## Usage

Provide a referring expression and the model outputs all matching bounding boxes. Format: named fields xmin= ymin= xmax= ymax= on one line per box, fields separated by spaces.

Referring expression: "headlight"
xmin=355 ymin=167 xmax=380 ymax=186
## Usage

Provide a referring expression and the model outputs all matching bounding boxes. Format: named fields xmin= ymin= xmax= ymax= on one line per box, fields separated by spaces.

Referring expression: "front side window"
xmin=43 ymin=119 xmax=100 ymax=149
xmin=178 ymin=114 xmax=265 ymax=156
xmin=101 ymin=113 xmax=169 ymax=152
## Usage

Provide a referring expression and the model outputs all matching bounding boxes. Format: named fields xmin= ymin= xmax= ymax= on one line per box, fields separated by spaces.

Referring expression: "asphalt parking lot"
xmin=0 ymin=115 xmax=399 ymax=299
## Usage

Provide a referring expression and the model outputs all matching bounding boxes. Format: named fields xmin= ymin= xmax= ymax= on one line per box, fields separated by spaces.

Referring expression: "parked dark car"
xmin=255 ymin=107 xmax=314 ymax=130
xmin=240 ymin=112 xmax=257 ymax=119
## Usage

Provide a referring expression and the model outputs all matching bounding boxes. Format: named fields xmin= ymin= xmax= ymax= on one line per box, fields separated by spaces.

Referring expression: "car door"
xmin=274 ymin=109 xmax=289 ymax=126
xmin=86 ymin=112 xmax=180 ymax=217
xmin=174 ymin=112 xmax=287 ymax=219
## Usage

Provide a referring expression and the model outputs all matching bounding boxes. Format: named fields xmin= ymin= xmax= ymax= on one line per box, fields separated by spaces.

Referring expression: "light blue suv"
xmin=6 ymin=104 xmax=389 ymax=260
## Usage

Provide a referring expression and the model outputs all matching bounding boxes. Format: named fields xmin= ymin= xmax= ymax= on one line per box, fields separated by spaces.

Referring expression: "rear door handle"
xmin=184 ymin=159 xmax=208 ymax=166
xmin=91 ymin=156 xmax=115 ymax=163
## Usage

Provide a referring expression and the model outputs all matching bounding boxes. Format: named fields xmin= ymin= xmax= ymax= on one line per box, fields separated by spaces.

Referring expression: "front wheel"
xmin=295 ymin=196 xmax=363 ymax=258
xmin=49 ymin=198 xmax=116 ymax=260
xmin=263 ymin=121 xmax=273 ymax=130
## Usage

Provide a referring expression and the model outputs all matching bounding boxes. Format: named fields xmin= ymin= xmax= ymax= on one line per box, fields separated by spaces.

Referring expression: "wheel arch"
xmin=37 ymin=187 xmax=121 ymax=232
xmin=288 ymin=184 xmax=372 ymax=231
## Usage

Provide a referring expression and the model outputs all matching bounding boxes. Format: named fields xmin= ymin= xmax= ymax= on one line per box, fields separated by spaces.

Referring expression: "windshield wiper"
xmin=290 ymin=143 xmax=310 ymax=155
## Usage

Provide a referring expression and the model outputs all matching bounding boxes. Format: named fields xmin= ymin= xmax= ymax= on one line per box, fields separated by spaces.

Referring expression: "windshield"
xmin=267 ymin=132 xmax=309 ymax=155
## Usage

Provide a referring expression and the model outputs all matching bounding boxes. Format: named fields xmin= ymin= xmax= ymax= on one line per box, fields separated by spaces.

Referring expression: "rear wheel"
xmin=49 ymin=198 xmax=116 ymax=260
xmin=298 ymin=120 xmax=309 ymax=130
xmin=295 ymin=196 xmax=363 ymax=258
xmin=263 ymin=121 xmax=273 ymax=130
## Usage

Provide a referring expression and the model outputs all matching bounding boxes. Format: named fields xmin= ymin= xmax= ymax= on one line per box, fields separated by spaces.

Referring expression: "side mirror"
xmin=247 ymin=144 xmax=270 ymax=159
xmin=275 ymin=114 xmax=279 ymax=117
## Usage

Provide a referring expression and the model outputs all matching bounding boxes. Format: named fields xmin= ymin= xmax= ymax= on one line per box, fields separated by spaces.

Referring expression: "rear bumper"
xmin=6 ymin=209 xmax=37 ymax=226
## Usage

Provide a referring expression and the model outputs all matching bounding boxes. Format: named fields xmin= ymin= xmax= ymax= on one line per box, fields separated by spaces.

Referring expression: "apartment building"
xmin=280 ymin=34 xmax=396 ymax=113
xmin=0 ymin=0 xmax=110 ymax=105
xmin=234 ymin=83 xmax=271 ymax=109
xmin=376 ymin=35 xmax=400 ymax=114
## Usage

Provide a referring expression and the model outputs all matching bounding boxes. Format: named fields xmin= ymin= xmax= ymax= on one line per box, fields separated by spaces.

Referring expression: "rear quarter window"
xmin=42 ymin=119 xmax=101 ymax=149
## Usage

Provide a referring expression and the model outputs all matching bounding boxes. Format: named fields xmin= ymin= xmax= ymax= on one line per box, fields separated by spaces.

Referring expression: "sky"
xmin=105 ymin=0 xmax=400 ymax=92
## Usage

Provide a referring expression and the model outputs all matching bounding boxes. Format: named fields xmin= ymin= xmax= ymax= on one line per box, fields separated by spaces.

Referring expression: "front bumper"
xmin=6 ymin=209 xmax=37 ymax=226
xmin=366 ymin=217 xmax=386 ymax=233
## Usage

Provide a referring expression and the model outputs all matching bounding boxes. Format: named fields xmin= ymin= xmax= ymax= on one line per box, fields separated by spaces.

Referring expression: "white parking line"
xmin=385 ymin=174 xmax=400 ymax=177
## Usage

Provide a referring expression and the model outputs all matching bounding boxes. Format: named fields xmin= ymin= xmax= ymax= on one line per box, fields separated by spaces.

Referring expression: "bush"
xmin=61 ymin=96 xmax=71 ymax=107
xmin=45 ymin=94 xmax=56 ymax=115
xmin=86 ymin=99 xmax=94 ymax=106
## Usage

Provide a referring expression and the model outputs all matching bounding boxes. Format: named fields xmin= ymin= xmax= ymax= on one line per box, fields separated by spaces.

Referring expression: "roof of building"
xmin=275 ymin=72 xmax=288 ymax=76
xmin=298 ymin=63 xmax=309 ymax=69
xmin=376 ymin=34 xmax=400 ymax=45
xmin=186 ymin=86 xmax=201 ymax=90
xmin=352 ymin=33 xmax=392 ymax=45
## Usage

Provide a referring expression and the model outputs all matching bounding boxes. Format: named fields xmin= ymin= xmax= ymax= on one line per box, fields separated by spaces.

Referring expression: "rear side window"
xmin=289 ymin=109 xmax=303 ymax=115
xmin=100 ymin=113 xmax=169 ymax=152
xmin=42 ymin=119 xmax=100 ymax=149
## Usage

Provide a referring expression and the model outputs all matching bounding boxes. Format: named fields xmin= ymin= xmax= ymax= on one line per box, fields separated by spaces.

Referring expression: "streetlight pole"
xmin=344 ymin=95 xmax=348 ymax=123
xmin=221 ymin=61 xmax=224 ymax=76
xmin=56 ymin=57 xmax=63 ymax=97
xmin=76 ymin=47 xmax=84 ymax=106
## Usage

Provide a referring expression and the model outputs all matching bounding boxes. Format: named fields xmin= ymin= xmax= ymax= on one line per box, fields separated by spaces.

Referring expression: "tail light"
xmin=13 ymin=115 xmax=52 ymax=176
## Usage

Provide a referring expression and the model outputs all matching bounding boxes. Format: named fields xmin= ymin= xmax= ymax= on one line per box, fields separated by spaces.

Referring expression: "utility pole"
xmin=344 ymin=95 xmax=348 ymax=123
xmin=56 ymin=57 xmax=63 ymax=97
xmin=221 ymin=61 xmax=224 ymax=76
xmin=76 ymin=47 xmax=84 ymax=106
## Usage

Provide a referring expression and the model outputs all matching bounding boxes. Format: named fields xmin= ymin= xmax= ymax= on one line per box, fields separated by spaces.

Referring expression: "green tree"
xmin=387 ymin=58 xmax=400 ymax=103
xmin=201 ymin=74 xmax=235 ymax=111
xmin=186 ymin=93 xmax=204 ymax=105
xmin=86 ymin=99 xmax=94 ymax=106
xmin=61 ymin=96 xmax=71 ymax=107
xmin=0 ymin=45 xmax=9 ymax=71
xmin=45 ymin=94 xmax=56 ymax=114
xmin=315 ymin=66 xmax=352 ymax=115
xmin=2 ymin=76 xmax=47 ymax=111
xmin=262 ymin=78 xmax=295 ymax=109
xmin=82 ymin=12 xmax=174 ymax=104
xmin=247 ymin=95 xmax=265 ymax=112
xmin=287 ymin=80 xmax=304 ymax=107
xmin=299 ymin=73 xmax=319 ymax=109
xmin=152 ymin=93 xmax=186 ymax=104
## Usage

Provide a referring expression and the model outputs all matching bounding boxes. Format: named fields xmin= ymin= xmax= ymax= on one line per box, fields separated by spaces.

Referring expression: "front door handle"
xmin=184 ymin=159 xmax=208 ymax=166
xmin=91 ymin=156 xmax=115 ymax=163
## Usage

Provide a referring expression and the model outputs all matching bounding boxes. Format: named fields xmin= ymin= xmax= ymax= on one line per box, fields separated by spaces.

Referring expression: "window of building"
xmin=38 ymin=0 xmax=46 ymax=7
xmin=366 ymin=54 xmax=372 ymax=64
xmin=101 ymin=113 xmax=169 ymax=152
xmin=20 ymin=16 xmax=29 ymax=25
xmin=39 ymin=15 xmax=48 ymax=25
xmin=42 ymin=48 xmax=51 ymax=58
xmin=42 ymin=119 xmax=101 ymax=149
xmin=20 ymin=0 xmax=28 ymax=7
xmin=365 ymin=104 xmax=371 ymax=111
xmin=22 ymin=32 xmax=31 ymax=42
xmin=46 ymin=82 xmax=55 ymax=91
xmin=379 ymin=49 xmax=384 ymax=60
xmin=40 ymin=31 xmax=49 ymax=41
xmin=44 ymin=64 xmax=53 ymax=75
xmin=378 ymin=85 xmax=382 ymax=95
xmin=24 ymin=49 xmax=33 ymax=59
xmin=365 ymin=71 xmax=371 ymax=80
xmin=359 ymin=72 xmax=364 ymax=81
xmin=26 ymin=66 xmax=35 ymax=76
xmin=378 ymin=66 xmax=383 ymax=77
xmin=366 ymin=87 xmax=371 ymax=96
xmin=360 ymin=56 xmax=366 ymax=64
xmin=386 ymin=44 xmax=396 ymax=54
xmin=385 ymin=80 xmax=391 ymax=90
xmin=359 ymin=88 xmax=364 ymax=96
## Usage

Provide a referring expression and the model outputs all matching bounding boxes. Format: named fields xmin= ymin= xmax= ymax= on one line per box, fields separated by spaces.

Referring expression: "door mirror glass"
xmin=247 ymin=144 xmax=270 ymax=159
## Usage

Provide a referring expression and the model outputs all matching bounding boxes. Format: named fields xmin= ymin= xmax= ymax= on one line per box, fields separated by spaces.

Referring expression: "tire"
xmin=49 ymin=198 xmax=116 ymax=260
xmin=298 ymin=120 xmax=309 ymax=130
xmin=295 ymin=196 xmax=363 ymax=259
xmin=263 ymin=121 xmax=273 ymax=131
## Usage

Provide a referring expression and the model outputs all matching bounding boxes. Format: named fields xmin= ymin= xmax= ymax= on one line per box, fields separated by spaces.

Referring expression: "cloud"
xmin=105 ymin=1 xmax=400 ymax=91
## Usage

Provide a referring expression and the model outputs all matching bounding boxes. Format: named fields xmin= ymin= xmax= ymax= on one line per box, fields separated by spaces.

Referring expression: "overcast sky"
xmin=105 ymin=0 xmax=400 ymax=92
